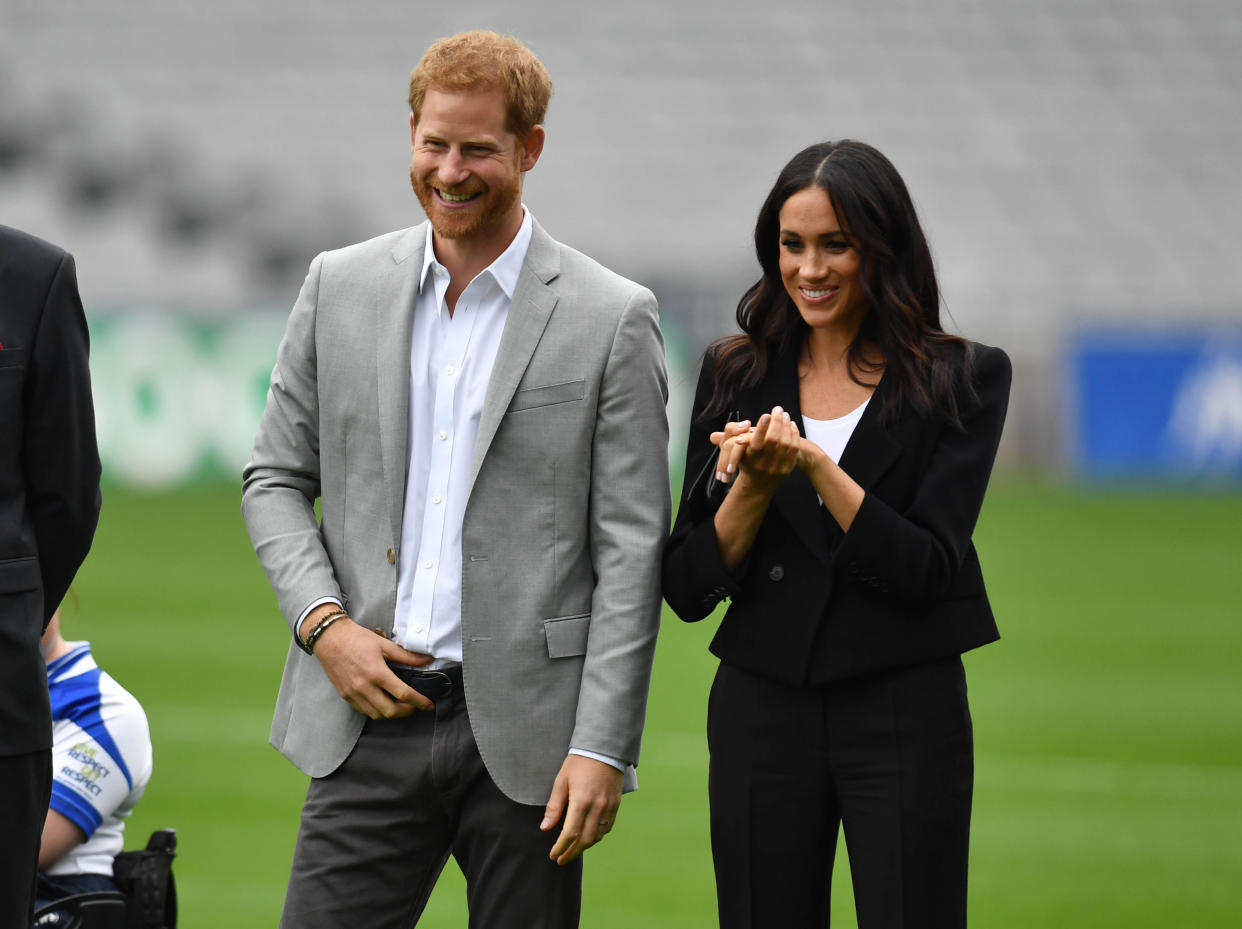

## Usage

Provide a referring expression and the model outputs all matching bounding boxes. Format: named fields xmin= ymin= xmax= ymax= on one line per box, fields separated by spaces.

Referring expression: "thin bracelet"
xmin=299 ymin=608 xmax=348 ymax=651
xmin=301 ymin=609 xmax=349 ymax=655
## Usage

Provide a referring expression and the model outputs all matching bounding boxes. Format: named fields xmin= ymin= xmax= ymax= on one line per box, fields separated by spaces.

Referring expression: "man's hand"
xmin=540 ymin=754 xmax=624 ymax=865
xmin=307 ymin=610 xmax=434 ymax=718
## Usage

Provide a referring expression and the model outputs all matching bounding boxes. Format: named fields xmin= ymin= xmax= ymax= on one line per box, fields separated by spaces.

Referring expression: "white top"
xmin=45 ymin=642 xmax=152 ymax=877
xmin=802 ymin=398 xmax=871 ymax=501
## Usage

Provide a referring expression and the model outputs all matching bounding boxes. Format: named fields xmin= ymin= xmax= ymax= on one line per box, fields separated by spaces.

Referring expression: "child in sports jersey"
xmin=36 ymin=608 xmax=152 ymax=906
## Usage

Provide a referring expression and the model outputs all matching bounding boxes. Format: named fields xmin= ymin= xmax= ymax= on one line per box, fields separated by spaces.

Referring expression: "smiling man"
xmin=242 ymin=30 xmax=669 ymax=929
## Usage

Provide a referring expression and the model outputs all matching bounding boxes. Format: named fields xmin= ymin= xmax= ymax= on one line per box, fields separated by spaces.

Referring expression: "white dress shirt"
xmin=393 ymin=212 xmax=532 ymax=661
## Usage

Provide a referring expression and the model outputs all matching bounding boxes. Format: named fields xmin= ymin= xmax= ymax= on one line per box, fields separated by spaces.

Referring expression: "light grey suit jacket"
xmin=242 ymin=219 xmax=669 ymax=804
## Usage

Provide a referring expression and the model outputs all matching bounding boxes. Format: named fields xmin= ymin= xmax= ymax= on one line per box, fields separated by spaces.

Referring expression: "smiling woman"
xmin=777 ymin=186 xmax=866 ymax=350
xmin=663 ymin=139 xmax=1012 ymax=929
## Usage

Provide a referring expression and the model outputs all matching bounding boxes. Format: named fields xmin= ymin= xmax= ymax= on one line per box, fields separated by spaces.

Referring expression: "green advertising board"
xmin=89 ymin=312 xmax=692 ymax=489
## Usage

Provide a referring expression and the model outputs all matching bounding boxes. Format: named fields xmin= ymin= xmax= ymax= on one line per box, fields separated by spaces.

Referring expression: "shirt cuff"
xmin=568 ymin=748 xmax=627 ymax=774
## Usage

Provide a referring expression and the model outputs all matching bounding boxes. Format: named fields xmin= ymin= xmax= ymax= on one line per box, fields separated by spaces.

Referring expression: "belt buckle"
xmin=388 ymin=664 xmax=453 ymax=701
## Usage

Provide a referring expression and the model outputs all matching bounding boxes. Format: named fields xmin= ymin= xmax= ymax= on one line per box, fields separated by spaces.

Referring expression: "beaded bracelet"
xmin=300 ymin=608 xmax=349 ymax=655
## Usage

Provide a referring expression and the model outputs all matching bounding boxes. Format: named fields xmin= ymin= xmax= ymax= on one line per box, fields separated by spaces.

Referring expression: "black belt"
xmin=386 ymin=662 xmax=463 ymax=701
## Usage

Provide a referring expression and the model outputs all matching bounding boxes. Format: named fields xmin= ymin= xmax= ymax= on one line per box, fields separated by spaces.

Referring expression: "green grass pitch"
xmin=66 ymin=480 xmax=1242 ymax=927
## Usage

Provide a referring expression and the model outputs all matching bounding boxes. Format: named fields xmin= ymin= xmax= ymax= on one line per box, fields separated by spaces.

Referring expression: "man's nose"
xmin=438 ymin=149 xmax=470 ymax=185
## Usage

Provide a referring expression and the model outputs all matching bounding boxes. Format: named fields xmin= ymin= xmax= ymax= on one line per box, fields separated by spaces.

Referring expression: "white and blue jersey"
xmin=44 ymin=641 xmax=152 ymax=877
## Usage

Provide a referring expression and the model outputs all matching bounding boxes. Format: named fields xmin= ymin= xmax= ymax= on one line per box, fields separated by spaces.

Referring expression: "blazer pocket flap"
xmin=0 ymin=556 xmax=40 ymax=593
xmin=544 ymin=612 xmax=591 ymax=658
xmin=509 ymin=379 xmax=586 ymax=412
xmin=0 ymin=347 xmax=25 ymax=369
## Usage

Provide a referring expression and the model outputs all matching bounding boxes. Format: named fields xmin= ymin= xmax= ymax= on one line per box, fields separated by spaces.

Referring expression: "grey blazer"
xmin=242 ymin=220 xmax=670 ymax=804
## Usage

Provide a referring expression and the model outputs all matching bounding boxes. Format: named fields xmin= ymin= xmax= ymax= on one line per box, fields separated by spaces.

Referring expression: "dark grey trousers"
xmin=280 ymin=686 xmax=581 ymax=928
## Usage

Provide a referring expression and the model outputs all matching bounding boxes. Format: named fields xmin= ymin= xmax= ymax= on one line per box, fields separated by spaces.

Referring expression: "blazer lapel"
xmin=837 ymin=372 xmax=901 ymax=492
xmin=377 ymin=226 xmax=425 ymax=542
xmin=468 ymin=219 xmax=561 ymax=495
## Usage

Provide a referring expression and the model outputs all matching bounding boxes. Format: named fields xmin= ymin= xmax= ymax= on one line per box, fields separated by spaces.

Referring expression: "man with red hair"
xmin=244 ymin=30 xmax=669 ymax=928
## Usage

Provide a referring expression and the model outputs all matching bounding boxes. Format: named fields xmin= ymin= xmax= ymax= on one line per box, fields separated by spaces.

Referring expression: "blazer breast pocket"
xmin=0 ymin=555 xmax=40 ymax=594
xmin=509 ymin=379 xmax=586 ymax=413
xmin=0 ymin=347 xmax=24 ymax=369
xmin=543 ymin=612 xmax=591 ymax=659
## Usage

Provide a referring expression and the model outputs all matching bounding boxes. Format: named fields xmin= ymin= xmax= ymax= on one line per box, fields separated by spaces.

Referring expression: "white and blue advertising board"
xmin=1071 ymin=328 xmax=1242 ymax=481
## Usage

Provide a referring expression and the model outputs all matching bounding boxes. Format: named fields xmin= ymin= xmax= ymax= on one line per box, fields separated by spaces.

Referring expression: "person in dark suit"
xmin=663 ymin=141 xmax=1011 ymax=929
xmin=0 ymin=225 xmax=102 ymax=926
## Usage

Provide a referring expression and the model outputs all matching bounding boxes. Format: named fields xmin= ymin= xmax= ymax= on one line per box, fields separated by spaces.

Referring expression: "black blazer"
xmin=0 ymin=225 xmax=101 ymax=755
xmin=663 ymin=341 xmax=1011 ymax=687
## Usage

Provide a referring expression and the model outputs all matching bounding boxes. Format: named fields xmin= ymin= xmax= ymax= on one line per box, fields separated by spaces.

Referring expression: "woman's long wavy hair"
xmin=706 ymin=140 xmax=974 ymax=428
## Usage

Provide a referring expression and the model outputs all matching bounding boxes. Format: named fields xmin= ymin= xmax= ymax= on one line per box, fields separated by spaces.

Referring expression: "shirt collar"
xmin=418 ymin=206 xmax=534 ymax=300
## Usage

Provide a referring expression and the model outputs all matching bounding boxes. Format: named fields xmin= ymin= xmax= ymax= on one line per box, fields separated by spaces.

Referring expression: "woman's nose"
xmin=801 ymin=249 xmax=830 ymax=280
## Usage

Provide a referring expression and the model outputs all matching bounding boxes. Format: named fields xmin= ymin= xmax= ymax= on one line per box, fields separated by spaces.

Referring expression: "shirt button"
xmin=414 ymin=624 xmax=424 ymax=634
xmin=445 ymin=365 xmax=455 ymax=376
xmin=439 ymin=430 xmax=448 ymax=441
xmin=387 ymin=548 xmax=396 ymax=564
xmin=432 ymin=494 xmax=442 ymax=504
xmin=423 ymin=560 xmax=433 ymax=569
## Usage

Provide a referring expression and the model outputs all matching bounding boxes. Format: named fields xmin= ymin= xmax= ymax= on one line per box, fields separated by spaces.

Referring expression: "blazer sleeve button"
xmin=768 ymin=565 xmax=785 ymax=582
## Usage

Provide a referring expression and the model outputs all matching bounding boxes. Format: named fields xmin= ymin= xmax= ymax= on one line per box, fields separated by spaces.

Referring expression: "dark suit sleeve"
xmin=22 ymin=250 xmax=102 ymax=623
xmin=834 ymin=345 xmax=1011 ymax=603
xmin=662 ymin=352 xmax=747 ymax=623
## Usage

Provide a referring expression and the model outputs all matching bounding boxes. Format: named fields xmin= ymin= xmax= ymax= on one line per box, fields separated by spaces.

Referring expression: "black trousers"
xmin=707 ymin=657 xmax=974 ymax=929
xmin=280 ymin=681 xmax=582 ymax=929
xmin=0 ymin=748 xmax=52 ymax=928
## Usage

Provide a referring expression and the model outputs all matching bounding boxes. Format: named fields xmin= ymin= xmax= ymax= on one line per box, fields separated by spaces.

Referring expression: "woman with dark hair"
xmin=663 ymin=140 xmax=1011 ymax=928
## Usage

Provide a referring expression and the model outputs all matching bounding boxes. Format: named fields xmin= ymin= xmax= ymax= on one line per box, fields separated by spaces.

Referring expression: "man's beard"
xmin=410 ymin=167 xmax=520 ymax=241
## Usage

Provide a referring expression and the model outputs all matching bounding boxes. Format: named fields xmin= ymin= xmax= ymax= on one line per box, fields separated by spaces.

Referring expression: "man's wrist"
xmin=295 ymin=598 xmax=344 ymax=641
xmin=297 ymin=603 xmax=349 ymax=654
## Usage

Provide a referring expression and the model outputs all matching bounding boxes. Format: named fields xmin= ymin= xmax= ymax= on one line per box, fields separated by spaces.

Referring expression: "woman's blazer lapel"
xmin=836 ymin=373 xmax=902 ymax=497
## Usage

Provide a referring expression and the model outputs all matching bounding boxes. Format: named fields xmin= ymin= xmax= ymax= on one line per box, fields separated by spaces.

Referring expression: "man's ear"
xmin=519 ymin=125 xmax=546 ymax=172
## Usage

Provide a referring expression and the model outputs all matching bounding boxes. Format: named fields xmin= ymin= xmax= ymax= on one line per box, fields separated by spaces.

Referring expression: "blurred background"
xmin=4 ymin=0 xmax=1240 ymax=926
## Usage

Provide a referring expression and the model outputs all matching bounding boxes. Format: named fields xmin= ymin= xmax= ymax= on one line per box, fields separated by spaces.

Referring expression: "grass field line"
xmin=977 ymin=751 xmax=1242 ymax=803
xmin=152 ymin=707 xmax=1240 ymax=808
xmin=643 ymin=731 xmax=1240 ymax=804
xmin=150 ymin=704 xmax=274 ymax=745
